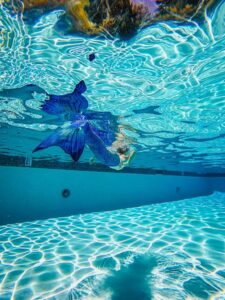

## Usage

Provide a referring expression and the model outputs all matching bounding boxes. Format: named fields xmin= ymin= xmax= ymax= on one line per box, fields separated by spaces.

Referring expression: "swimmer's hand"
xmin=110 ymin=149 xmax=136 ymax=171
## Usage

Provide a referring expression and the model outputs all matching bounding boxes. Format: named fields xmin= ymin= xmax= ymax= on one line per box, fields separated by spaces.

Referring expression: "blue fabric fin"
xmin=42 ymin=80 xmax=88 ymax=115
xmin=86 ymin=111 xmax=117 ymax=145
xmin=74 ymin=80 xmax=87 ymax=94
xmin=33 ymin=126 xmax=85 ymax=162
xmin=41 ymin=96 xmax=66 ymax=115
xmin=86 ymin=111 xmax=117 ymax=125
xmin=84 ymin=124 xmax=120 ymax=167
xmin=70 ymin=93 xmax=88 ymax=113
xmin=70 ymin=80 xmax=88 ymax=112
xmin=86 ymin=111 xmax=117 ymax=129
xmin=91 ymin=126 xmax=116 ymax=146
xmin=42 ymin=94 xmax=88 ymax=115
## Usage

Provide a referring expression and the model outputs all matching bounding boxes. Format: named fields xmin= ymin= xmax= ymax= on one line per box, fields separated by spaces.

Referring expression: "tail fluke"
xmin=74 ymin=80 xmax=87 ymax=94
xmin=33 ymin=131 xmax=59 ymax=153
xmin=70 ymin=80 xmax=88 ymax=113
xmin=41 ymin=96 xmax=65 ymax=115
xmin=33 ymin=126 xmax=85 ymax=162
xmin=42 ymin=80 xmax=88 ymax=116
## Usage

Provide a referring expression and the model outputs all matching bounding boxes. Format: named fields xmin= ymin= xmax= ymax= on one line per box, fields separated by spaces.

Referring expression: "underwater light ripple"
xmin=0 ymin=1 xmax=225 ymax=168
xmin=1 ymin=193 xmax=225 ymax=299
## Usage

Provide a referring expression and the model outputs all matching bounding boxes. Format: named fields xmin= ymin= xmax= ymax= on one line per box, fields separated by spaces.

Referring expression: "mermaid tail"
xmin=90 ymin=126 xmax=116 ymax=147
xmin=33 ymin=123 xmax=119 ymax=166
xmin=86 ymin=111 xmax=118 ymax=146
xmin=84 ymin=123 xmax=120 ymax=167
xmin=42 ymin=80 xmax=88 ymax=115
xmin=33 ymin=79 xmax=121 ymax=166
xmin=33 ymin=125 xmax=85 ymax=161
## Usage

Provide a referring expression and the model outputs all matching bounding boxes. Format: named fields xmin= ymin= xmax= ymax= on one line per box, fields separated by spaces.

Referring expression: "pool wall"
xmin=210 ymin=177 xmax=225 ymax=192
xmin=1 ymin=166 xmax=224 ymax=225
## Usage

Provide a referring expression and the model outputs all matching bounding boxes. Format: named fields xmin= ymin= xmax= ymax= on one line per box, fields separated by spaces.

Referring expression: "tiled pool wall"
xmin=210 ymin=177 xmax=225 ymax=193
xmin=1 ymin=166 xmax=225 ymax=225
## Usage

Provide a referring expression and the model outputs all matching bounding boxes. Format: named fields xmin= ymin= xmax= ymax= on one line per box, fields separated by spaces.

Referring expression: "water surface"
xmin=0 ymin=1 xmax=225 ymax=173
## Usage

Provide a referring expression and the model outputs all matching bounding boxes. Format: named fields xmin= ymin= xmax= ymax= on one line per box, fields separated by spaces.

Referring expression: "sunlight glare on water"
xmin=0 ymin=1 xmax=225 ymax=172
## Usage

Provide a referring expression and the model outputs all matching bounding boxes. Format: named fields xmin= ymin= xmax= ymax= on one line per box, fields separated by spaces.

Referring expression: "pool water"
xmin=0 ymin=1 xmax=225 ymax=173
xmin=1 ymin=1 xmax=225 ymax=299
xmin=0 ymin=192 xmax=225 ymax=299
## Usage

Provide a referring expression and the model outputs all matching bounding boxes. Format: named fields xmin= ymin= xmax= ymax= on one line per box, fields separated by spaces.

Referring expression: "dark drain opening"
xmin=62 ymin=189 xmax=71 ymax=198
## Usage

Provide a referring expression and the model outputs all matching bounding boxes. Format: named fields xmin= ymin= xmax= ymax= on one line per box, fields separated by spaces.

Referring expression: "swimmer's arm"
xmin=110 ymin=149 xmax=136 ymax=170
xmin=127 ymin=149 xmax=136 ymax=164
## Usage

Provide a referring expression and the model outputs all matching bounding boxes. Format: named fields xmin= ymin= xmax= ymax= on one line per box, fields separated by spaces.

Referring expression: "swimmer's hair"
xmin=117 ymin=146 xmax=129 ymax=155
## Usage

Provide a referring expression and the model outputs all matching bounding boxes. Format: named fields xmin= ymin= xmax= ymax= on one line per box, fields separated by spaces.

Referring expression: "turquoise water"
xmin=0 ymin=1 xmax=225 ymax=173
xmin=1 ymin=1 xmax=225 ymax=300
xmin=0 ymin=192 xmax=225 ymax=299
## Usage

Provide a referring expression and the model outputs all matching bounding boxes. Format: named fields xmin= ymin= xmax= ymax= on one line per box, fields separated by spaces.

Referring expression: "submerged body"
xmin=0 ymin=81 xmax=134 ymax=168
xmin=31 ymin=80 xmax=135 ymax=168
xmin=4 ymin=0 xmax=216 ymax=38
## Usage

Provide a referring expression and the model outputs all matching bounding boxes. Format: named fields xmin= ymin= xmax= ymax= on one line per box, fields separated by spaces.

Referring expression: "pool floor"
xmin=0 ymin=192 xmax=225 ymax=299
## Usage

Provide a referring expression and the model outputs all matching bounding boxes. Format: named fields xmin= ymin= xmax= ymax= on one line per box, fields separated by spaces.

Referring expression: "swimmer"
xmin=108 ymin=125 xmax=136 ymax=170
xmin=89 ymin=141 xmax=136 ymax=170
xmin=29 ymin=79 xmax=135 ymax=169
xmin=0 ymin=82 xmax=136 ymax=169
xmin=110 ymin=144 xmax=136 ymax=170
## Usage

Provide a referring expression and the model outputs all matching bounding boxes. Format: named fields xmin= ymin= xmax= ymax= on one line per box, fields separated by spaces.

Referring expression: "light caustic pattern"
xmin=0 ymin=192 xmax=225 ymax=299
xmin=0 ymin=2 xmax=225 ymax=171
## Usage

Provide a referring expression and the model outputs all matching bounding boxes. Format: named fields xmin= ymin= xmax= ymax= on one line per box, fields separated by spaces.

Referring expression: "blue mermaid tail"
xmin=33 ymin=80 xmax=120 ymax=167
xmin=33 ymin=122 xmax=119 ymax=166
xmin=84 ymin=123 xmax=120 ymax=166
xmin=33 ymin=124 xmax=86 ymax=162
xmin=42 ymin=80 xmax=88 ymax=115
